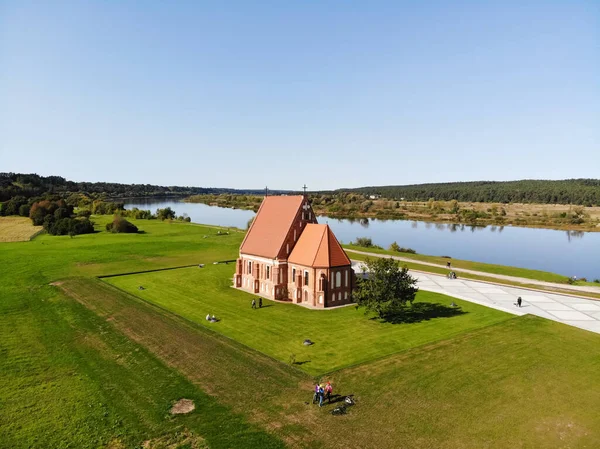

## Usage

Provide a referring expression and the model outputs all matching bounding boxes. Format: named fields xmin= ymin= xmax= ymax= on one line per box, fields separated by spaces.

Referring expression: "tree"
xmin=156 ymin=207 xmax=176 ymax=221
xmin=354 ymin=257 xmax=418 ymax=319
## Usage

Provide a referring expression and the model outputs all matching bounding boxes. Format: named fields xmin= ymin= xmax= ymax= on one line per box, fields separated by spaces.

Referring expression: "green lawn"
xmin=2 ymin=215 xmax=600 ymax=448
xmin=104 ymin=265 xmax=512 ymax=375
xmin=0 ymin=217 xmax=282 ymax=448
xmin=343 ymin=243 xmax=598 ymax=285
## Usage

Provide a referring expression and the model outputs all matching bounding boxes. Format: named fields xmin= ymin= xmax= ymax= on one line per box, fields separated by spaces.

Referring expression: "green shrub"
xmin=354 ymin=237 xmax=373 ymax=248
xmin=106 ymin=215 xmax=138 ymax=233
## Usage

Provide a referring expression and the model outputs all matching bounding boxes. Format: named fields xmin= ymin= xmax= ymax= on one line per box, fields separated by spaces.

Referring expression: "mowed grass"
xmin=343 ymin=243 xmax=575 ymax=283
xmin=0 ymin=216 xmax=43 ymax=242
xmin=62 ymin=276 xmax=600 ymax=449
xmin=3 ymin=215 xmax=600 ymax=448
xmin=104 ymin=265 xmax=512 ymax=375
xmin=0 ymin=217 xmax=284 ymax=448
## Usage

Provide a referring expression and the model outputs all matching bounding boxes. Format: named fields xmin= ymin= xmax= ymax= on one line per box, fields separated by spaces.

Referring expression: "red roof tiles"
xmin=240 ymin=196 xmax=304 ymax=258
xmin=288 ymin=224 xmax=351 ymax=268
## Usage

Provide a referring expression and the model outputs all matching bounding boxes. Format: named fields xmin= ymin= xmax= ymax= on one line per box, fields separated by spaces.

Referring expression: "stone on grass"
xmin=170 ymin=398 xmax=195 ymax=415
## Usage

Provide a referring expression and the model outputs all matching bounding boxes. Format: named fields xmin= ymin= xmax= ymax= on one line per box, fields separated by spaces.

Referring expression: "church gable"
xmin=240 ymin=195 xmax=316 ymax=259
xmin=288 ymin=224 xmax=351 ymax=268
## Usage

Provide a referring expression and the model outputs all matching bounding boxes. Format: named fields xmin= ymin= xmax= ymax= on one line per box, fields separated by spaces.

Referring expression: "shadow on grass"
xmin=293 ymin=360 xmax=311 ymax=366
xmin=373 ymin=302 xmax=467 ymax=324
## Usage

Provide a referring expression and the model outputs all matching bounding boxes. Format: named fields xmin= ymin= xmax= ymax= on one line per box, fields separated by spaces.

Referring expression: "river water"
xmin=123 ymin=198 xmax=600 ymax=280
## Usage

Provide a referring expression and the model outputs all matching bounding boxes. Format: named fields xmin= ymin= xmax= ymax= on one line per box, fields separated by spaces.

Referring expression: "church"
xmin=233 ymin=193 xmax=355 ymax=308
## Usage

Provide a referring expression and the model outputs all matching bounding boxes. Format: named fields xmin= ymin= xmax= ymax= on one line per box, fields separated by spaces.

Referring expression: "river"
xmin=123 ymin=198 xmax=600 ymax=280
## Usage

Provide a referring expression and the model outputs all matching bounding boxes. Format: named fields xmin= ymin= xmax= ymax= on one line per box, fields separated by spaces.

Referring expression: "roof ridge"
xmin=311 ymin=224 xmax=327 ymax=267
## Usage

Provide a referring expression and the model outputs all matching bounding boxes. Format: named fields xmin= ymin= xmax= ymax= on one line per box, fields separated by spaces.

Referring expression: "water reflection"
xmin=566 ymin=231 xmax=585 ymax=242
xmin=122 ymin=199 xmax=600 ymax=280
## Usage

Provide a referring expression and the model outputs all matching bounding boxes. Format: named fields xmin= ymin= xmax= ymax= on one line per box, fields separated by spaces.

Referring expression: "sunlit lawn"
xmin=105 ymin=264 xmax=512 ymax=375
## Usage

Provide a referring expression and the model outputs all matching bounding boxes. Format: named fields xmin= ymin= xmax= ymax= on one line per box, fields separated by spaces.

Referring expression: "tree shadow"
xmin=374 ymin=302 xmax=467 ymax=324
xmin=293 ymin=360 xmax=311 ymax=366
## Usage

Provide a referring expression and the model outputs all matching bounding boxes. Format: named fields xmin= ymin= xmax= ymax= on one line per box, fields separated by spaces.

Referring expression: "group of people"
xmin=205 ymin=313 xmax=217 ymax=322
xmin=447 ymin=271 xmax=457 ymax=279
xmin=251 ymin=297 xmax=263 ymax=309
xmin=312 ymin=381 xmax=333 ymax=407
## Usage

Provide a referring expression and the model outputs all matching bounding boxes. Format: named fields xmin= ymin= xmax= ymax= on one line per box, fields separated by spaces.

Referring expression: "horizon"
xmin=2 ymin=1 xmax=599 ymax=189
xmin=4 ymin=171 xmax=600 ymax=192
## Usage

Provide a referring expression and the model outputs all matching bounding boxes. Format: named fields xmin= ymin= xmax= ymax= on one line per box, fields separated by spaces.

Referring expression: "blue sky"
xmin=1 ymin=1 xmax=598 ymax=190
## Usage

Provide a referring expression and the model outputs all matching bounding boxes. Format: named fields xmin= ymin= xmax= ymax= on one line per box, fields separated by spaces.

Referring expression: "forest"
xmin=0 ymin=172 xmax=287 ymax=203
xmin=332 ymin=179 xmax=600 ymax=206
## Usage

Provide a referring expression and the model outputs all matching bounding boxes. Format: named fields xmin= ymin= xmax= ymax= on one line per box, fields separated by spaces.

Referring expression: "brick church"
xmin=233 ymin=194 xmax=355 ymax=308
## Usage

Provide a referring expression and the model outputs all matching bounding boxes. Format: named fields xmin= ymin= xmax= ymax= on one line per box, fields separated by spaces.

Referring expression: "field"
xmin=0 ymin=216 xmax=43 ymax=242
xmin=103 ymin=265 xmax=511 ymax=375
xmin=1 ymin=215 xmax=600 ymax=448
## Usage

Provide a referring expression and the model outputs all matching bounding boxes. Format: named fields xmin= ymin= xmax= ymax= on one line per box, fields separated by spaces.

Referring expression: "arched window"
xmin=336 ymin=272 xmax=341 ymax=288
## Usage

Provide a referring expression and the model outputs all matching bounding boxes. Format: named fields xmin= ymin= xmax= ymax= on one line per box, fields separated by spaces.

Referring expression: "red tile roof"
xmin=240 ymin=195 xmax=304 ymax=258
xmin=288 ymin=224 xmax=351 ymax=268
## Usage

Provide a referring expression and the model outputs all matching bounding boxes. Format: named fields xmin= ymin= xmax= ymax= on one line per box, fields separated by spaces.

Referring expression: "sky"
xmin=1 ymin=1 xmax=599 ymax=190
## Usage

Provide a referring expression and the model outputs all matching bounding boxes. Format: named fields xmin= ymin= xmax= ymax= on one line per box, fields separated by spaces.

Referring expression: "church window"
xmin=292 ymin=268 xmax=296 ymax=280
xmin=287 ymin=243 xmax=289 ymax=254
xmin=266 ymin=266 xmax=270 ymax=279
xmin=345 ymin=270 xmax=348 ymax=287
xmin=304 ymin=270 xmax=309 ymax=286
xmin=319 ymin=295 xmax=323 ymax=304
xmin=344 ymin=292 xmax=348 ymax=300
xmin=294 ymin=229 xmax=296 ymax=241
xmin=248 ymin=261 xmax=252 ymax=275
xmin=336 ymin=272 xmax=341 ymax=288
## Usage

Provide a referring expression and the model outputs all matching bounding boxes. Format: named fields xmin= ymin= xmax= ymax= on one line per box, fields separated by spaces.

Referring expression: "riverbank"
xmin=345 ymin=247 xmax=600 ymax=300
xmin=185 ymin=194 xmax=600 ymax=232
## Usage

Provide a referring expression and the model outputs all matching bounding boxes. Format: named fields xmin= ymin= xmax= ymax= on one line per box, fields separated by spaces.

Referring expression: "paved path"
xmin=346 ymin=249 xmax=600 ymax=295
xmin=351 ymin=261 xmax=600 ymax=335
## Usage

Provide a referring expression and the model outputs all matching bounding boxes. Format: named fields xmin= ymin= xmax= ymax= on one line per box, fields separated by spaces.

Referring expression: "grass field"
xmin=1 ymin=215 xmax=600 ymax=448
xmin=104 ymin=265 xmax=511 ymax=375
xmin=343 ymin=243 xmax=575 ymax=284
xmin=0 ymin=216 xmax=43 ymax=242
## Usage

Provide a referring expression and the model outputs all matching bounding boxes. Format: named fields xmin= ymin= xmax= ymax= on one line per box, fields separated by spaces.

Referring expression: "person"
xmin=318 ymin=385 xmax=325 ymax=407
xmin=313 ymin=383 xmax=320 ymax=404
xmin=211 ymin=314 xmax=216 ymax=321
xmin=446 ymin=261 xmax=451 ymax=269
xmin=259 ymin=297 xmax=263 ymax=308
xmin=517 ymin=296 xmax=522 ymax=308
xmin=206 ymin=313 xmax=210 ymax=321
xmin=252 ymin=299 xmax=256 ymax=309
xmin=325 ymin=381 xmax=333 ymax=403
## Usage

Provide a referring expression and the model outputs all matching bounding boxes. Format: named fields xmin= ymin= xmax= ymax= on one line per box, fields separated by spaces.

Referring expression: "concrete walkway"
xmin=346 ymin=249 xmax=600 ymax=295
xmin=351 ymin=261 xmax=600 ymax=335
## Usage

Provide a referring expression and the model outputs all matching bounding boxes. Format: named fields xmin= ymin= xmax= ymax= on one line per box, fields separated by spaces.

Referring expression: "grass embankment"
xmin=103 ymin=265 xmax=510 ymax=375
xmin=0 ymin=217 xmax=282 ymax=448
xmin=186 ymin=194 xmax=600 ymax=231
xmin=343 ymin=244 xmax=572 ymax=283
xmin=2 ymin=215 xmax=600 ymax=448
xmin=0 ymin=216 xmax=43 ymax=242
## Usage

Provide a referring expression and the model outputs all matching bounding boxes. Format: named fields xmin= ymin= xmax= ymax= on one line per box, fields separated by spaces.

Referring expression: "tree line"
xmin=0 ymin=172 xmax=291 ymax=203
xmin=326 ymin=179 xmax=600 ymax=206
